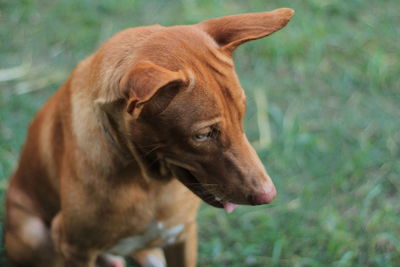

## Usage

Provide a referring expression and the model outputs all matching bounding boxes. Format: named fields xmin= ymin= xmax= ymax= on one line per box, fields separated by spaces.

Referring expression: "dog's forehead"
xmin=138 ymin=25 xmax=246 ymax=124
xmin=137 ymin=26 xmax=231 ymax=69
xmin=165 ymin=66 xmax=246 ymax=130
xmin=137 ymin=26 xmax=243 ymax=95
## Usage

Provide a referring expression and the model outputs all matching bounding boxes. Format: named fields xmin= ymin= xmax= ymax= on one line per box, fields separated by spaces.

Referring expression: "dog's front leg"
xmin=51 ymin=213 xmax=99 ymax=267
xmin=131 ymin=247 xmax=166 ymax=267
xmin=163 ymin=221 xmax=197 ymax=267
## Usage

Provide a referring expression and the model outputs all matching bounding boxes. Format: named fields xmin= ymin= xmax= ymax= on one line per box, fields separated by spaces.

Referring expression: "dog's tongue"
xmin=223 ymin=202 xmax=238 ymax=213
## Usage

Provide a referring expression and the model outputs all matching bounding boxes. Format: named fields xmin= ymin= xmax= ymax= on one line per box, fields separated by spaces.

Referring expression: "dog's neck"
xmin=96 ymin=110 xmax=132 ymax=162
xmin=97 ymin=109 xmax=173 ymax=182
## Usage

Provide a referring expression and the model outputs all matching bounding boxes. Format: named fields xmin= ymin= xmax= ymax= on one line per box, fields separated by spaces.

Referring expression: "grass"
xmin=1 ymin=0 xmax=399 ymax=266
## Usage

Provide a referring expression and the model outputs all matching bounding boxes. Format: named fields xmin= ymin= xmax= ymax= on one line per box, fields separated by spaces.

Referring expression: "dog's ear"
xmin=120 ymin=61 xmax=185 ymax=118
xmin=199 ymin=8 xmax=294 ymax=52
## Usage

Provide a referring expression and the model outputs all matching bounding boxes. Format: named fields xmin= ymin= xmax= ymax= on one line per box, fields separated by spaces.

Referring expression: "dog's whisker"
xmin=164 ymin=158 xmax=197 ymax=172
xmin=201 ymin=194 xmax=219 ymax=201
xmin=143 ymin=145 xmax=163 ymax=156
xmin=200 ymin=184 xmax=220 ymax=189
xmin=181 ymin=183 xmax=219 ymax=189
xmin=136 ymin=143 xmax=165 ymax=149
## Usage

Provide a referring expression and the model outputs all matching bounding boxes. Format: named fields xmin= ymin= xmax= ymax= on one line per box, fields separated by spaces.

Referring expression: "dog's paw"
xmin=96 ymin=254 xmax=126 ymax=267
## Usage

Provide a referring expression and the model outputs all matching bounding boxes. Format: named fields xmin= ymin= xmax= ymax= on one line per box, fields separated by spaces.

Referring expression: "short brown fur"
xmin=5 ymin=8 xmax=294 ymax=267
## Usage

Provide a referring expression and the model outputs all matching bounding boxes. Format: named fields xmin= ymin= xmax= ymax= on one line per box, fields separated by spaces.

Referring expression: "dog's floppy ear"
xmin=120 ymin=61 xmax=184 ymax=118
xmin=199 ymin=8 xmax=294 ymax=52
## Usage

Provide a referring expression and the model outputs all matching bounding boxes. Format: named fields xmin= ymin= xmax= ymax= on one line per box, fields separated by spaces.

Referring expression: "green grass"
xmin=1 ymin=0 xmax=399 ymax=266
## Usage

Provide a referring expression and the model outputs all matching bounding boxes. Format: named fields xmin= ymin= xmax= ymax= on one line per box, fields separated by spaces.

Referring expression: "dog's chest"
xmin=108 ymin=221 xmax=184 ymax=256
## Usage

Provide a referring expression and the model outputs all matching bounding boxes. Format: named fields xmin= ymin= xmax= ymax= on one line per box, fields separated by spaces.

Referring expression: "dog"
xmin=4 ymin=8 xmax=294 ymax=267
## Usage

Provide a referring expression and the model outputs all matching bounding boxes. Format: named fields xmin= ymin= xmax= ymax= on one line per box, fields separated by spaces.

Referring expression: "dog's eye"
xmin=194 ymin=128 xmax=217 ymax=142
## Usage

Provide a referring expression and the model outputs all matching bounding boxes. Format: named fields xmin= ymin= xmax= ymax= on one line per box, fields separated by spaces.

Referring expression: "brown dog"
xmin=4 ymin=8 xmax=294 ymax=267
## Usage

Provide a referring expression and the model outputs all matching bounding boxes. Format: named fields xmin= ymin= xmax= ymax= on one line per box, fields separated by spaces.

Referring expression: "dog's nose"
xmin=250 ymin=186 xmax=276 ymax=205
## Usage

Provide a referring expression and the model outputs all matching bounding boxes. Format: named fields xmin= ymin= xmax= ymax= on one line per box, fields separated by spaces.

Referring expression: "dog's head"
xmin=96 ymin=8 xmax=294 ymax=212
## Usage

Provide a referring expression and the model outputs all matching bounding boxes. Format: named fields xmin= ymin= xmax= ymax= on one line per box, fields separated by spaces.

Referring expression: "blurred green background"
xmin=1 ymin=0 xmax=399 ymax=266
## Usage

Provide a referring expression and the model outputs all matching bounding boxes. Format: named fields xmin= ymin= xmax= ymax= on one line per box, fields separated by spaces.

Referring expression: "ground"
xmin=0 ymin=0 xmax=399 ymax=266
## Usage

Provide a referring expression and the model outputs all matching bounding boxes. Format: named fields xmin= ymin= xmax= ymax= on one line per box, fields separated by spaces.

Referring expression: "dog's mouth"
xmin=168 ymin=165 xmax=238 ymax=213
